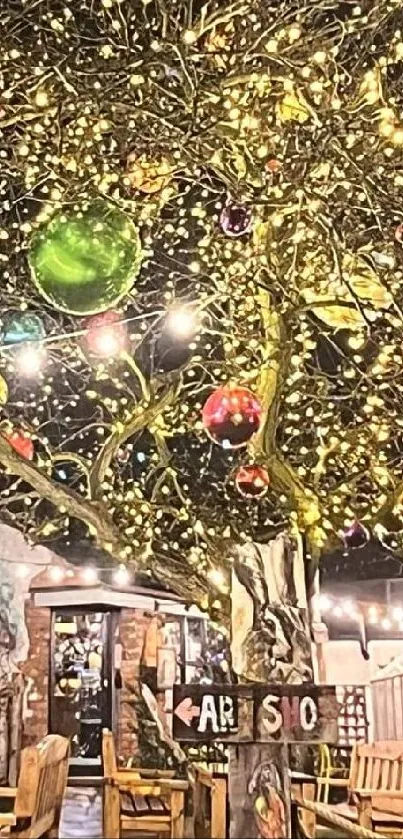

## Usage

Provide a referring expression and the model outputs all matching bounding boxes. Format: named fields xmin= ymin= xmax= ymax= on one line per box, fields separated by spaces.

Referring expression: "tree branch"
xmin=89 ymin=383 xmax=178 ymax=498
xmin=0 ymin=434 xmax=124 ymax=555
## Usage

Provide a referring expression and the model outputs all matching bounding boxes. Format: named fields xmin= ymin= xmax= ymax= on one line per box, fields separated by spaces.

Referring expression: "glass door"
xmin=50 ymin=609 xmax=114 ymax=774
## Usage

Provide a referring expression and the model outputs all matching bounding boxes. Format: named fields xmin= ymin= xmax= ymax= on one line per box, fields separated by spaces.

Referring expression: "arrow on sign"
xmin=174 ymin=697 xmax=200 ymax=727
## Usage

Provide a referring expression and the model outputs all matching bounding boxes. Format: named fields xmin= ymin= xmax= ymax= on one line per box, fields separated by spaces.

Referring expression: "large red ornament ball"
xmin=81 ymin=311 xmax=127 ymax=358
xmin=202 ymin=386 xmax=262 ymax=448
xmin=6 ymin=431 xmax=34 ymax=460
xmin=235 ymin=464 xmax=270 ymax=499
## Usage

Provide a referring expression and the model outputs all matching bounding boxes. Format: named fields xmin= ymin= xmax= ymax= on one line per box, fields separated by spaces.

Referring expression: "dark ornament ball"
xmin=220 ymin=203 xmax=253 ymax=238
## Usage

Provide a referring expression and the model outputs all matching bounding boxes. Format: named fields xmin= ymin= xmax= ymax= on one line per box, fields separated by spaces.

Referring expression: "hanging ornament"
xmin=1 ymin=312 xmax=45 ymax=346
xmin=126 ymin=153 xmax=173 ymax=194
xmin=341 ymin=520 xmax=369 ymax=551
xmin=6 ymin=430 xmax=34 ymax=460
xmin=220 ymin=202 xmax=253 ymax=238
xmin=202 ymin=385 xmax=262 ymax=448
xmin=0 ymin=375 xmax=8 ymax=406
xmin=29 ymin=201 xmax=143 ymax=315
xmin=265 ymin=159 xmax=282 ymax=174
xmin=81 ymin=311 xmax=128 ymax=358
xmin=235 ymin=464 xmax=270 ymax=499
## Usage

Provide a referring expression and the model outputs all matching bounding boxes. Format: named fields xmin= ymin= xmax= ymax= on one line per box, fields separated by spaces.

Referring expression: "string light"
xmin=113 ymin=564 xmax=130 ymax=586
xmin=48 ymin=566 xmax=65 ymax=582
xmin=14 ymin=345 xmax=46 ymax=377
xmin=81 ymin=566 xmax=98 ymax=584
xmin=165 ymin=306 xmax=199 ymax=340
xmin=319 ymin=594 xmax=331 ymax=612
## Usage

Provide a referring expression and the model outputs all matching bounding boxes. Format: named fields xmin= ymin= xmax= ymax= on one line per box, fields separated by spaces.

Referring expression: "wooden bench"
xmin=102 ymin=729 xmax=188 ymax=838
xmin=0 ymin=734 xmax=69 ymax=838
xmin=191 ymin=765 xmax=227 ymax=839
xmin=293 ymin=741 xmax=403 ymax=838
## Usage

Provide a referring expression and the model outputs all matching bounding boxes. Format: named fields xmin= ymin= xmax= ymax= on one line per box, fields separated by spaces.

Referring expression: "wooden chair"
xmin=191 ymin=765 xmax=227 ymax=839
xmin=102 ymin=729 xmax=188 ymax=838
xmin=317 ymin=744 xmax=350 ymax=804
xmin=293 ymin=741 xmax=403 ymax=838
xmin=0 ymin=734 xmax=69 ymax=838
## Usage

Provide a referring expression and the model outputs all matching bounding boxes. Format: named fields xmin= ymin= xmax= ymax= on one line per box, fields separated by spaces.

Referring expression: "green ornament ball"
xmin=29 ymin=201 xmax=143 ymax=315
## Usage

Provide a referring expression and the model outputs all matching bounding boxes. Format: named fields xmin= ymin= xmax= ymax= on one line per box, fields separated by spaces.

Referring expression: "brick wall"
xmin=118 ymin=608 xmax=152 ymax=760
xmin=20 ymin=601 xmax=51 ymax=747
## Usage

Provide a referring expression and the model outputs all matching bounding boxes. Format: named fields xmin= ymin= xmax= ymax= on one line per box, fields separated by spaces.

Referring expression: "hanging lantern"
xmin=220 ymin=202 xmax=253 ymax=238
xmin=341 ymin=520 xmax=369 ymax=551
xmin=81 ymin=311 xmax=128 ymax=358
xmin=202 ymin=385 xmax=262 ymax=448
xmin=29 ymin=201 xmax=143 ymax=315
xmin=235 ymin=464 xmax=270 ymax=499
xmin=6 ymin=430 xmax=34 ymax=460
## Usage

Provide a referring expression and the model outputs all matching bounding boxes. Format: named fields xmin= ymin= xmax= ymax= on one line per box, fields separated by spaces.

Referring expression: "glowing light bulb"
xmin=333 ymin=606 xmax=343 ymax=618
xmin=15 ymin=344 xmax=46 ymax=376
xmin=393 ymin=606 xmax=403 ymax=621
xmin=382 ymin=617 xmax=392 ymax=630
xmin=319 ymin=594 xmax=331 ymax=612
xmin=82 ymin=566 xmax=98 ymax=584
xmin=368 ymin=606 xmax=379 ymax=624
xmin=208 ymin=568 xmax=225 ymax=588
xmin=48 ymin=565 xmax=65 ymax=582
xmin=166 ymin=307 xmax=198 ymax=339
xmin=113 ymin=565 xmax=130 ymax=586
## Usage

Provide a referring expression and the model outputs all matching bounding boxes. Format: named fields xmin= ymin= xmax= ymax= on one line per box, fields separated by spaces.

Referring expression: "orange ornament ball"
xmin=202 ymin=385 xmax=262 ymax=448
xmin=235 ymin=465 xmax=270 ymax=499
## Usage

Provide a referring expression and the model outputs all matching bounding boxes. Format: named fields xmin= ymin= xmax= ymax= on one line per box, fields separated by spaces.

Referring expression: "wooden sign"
xmin=172 ymin=684 xmax=338 ymax=744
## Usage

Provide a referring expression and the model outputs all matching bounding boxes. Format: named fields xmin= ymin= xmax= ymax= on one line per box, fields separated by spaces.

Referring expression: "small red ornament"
xmin=82 ymin=311 xmax=127 ymax=358
xmin=266 ymin=158 xmax=282 ymax=173
xmin=202 ymin=385 xmax=262 ymax=448
xmin=235 ymin=464 xmax=270 ymax=498
xmin=6 ymin=431 xmax=34 ymax=460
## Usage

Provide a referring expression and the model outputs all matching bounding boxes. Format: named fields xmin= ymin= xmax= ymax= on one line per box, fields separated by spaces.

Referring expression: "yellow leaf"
xmin=311 ymin=303 xmax=365 ymax=330
xmin=0 ymin=375 xmax=8 ymax=405
xmin=277 ymin=91 xmax=310 ymax=123
xmin=343 ymin=254 xmax=392 ymax=309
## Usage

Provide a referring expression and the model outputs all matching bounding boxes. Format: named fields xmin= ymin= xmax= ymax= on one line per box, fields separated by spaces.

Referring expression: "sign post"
xmin=173 ymin=683 xmax=338 ymax=745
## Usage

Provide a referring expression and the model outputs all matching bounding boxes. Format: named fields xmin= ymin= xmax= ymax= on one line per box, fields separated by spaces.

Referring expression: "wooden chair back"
xmin=350 ymin=741 xmax=403 ymax=818
xmin=102 ymin=729 xmax=118 ymax=778
xmin=192 ymin=766 xmax=227 ymax=839
xmin=15 ymin=735 xmax=70 ymax=837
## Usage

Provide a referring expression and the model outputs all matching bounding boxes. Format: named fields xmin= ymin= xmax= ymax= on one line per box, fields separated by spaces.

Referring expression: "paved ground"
xmin=60 ymin=787 xmax=103 ymax=839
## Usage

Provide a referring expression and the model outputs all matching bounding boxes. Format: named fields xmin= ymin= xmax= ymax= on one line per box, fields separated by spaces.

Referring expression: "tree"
xmin=0 ymin=0 xmax=403 ymax=606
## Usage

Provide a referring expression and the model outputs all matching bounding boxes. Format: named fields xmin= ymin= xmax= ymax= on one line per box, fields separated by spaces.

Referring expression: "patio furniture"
xmin=102 ymin=729 xmax=188 ymax=838
xmin=0 ymin=734 xmax=69 ymax=838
